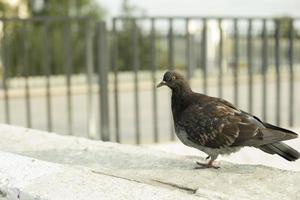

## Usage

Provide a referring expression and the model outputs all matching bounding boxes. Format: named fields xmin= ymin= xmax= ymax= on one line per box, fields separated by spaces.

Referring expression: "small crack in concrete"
xmin=91 ymin=170 xmax=146 ymax=184
xmin=91 ymin=170 xmax=197 ymax=195
xmin=151 ymin=179 xmax=197 ymax=194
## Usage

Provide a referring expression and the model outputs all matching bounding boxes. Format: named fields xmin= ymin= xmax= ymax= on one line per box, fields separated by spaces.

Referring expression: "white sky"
xmin=97 ymin=0 xmax=300 ymax=18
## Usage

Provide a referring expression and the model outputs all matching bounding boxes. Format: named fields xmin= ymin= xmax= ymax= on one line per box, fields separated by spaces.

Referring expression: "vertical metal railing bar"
xmin=43 ymin=20 xmax=52 ymax=132
xmin=288 ymin=19 xmax=294 ymax=127
xmin=261 ymin=19 xmax=268 ymax=121
xmin=63 ymin=20 xmax=73 ymax=134
xmin=218 ymin=19 xmax=224 ymax=98
xmin=185 ymin=18 xmax=192 ymax=81
xmin=233 ymin=19 xmax=239 ymax=106
xmin=97 ymin=21 xmax=110 ymax=141
xmin=168 ymin=17 xmax=175 ymax=141
xmin=150 ymin=18 xmax=159 ymax=143
xmin=112 ymin=18 xmax=120 ymax=143
xmin=85 ymin=19 xmax=95 ymax=138
xmin=201 ymin=18 xmax=207 ymax=94
xmin=132 ymin=19 xmax=140 ymax=144
xmin=247 ymin=19 xmax=253 ymax=113
xmin=2 ymin=20 xmax=10 ymax=124
xmin=274 ymin=19 xmax=281 ymax=126
xmin=168 ymin=18 xmax=174 ymax=70
xmin=22 ymin=20 xmax=32 ymax=128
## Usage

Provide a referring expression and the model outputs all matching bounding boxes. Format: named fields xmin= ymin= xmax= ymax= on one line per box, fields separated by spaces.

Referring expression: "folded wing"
xmin=177 ymin=100 xmax=297 ymax=149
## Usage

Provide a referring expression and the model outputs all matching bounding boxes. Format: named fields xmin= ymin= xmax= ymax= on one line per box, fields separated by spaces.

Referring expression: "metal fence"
xmin=0 ymin=16 xmax=101 ymax=137
xmin=0 ymin=16 xmax=300 ymax=144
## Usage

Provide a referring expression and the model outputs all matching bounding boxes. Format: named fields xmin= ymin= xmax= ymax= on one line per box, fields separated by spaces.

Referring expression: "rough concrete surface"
xmin=0 ymin=152 xmax=199 ymax=200
xmin=0 ymin=124 xmax=300 ymax=200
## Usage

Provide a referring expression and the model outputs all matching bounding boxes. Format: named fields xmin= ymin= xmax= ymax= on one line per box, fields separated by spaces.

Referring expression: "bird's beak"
xmin=157 ymin=81 xmax=166 ymax=88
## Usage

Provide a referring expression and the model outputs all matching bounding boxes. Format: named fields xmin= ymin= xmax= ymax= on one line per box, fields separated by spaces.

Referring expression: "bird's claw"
xmin=194 ymin=161 xmax=220 ymax=169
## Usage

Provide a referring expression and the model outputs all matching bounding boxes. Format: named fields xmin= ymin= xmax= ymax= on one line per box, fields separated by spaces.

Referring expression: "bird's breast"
xmin=175 ymin=126 xmax=194 ymax=147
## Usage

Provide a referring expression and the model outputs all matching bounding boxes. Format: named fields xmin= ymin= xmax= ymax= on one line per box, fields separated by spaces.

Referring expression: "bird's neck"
xmin=171 ymin=84 xmax=192 ymax=114
xmin=171 ymin=81 xmax=192 ymax=97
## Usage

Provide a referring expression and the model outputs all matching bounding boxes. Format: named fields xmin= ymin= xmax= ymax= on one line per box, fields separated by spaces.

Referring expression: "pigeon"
xmin=157 ymin=71 xmax=300 ymax=169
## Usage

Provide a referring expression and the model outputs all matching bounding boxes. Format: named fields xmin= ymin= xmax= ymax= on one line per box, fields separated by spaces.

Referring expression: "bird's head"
xmin=157 ymin=71 xmax=191 ymax=93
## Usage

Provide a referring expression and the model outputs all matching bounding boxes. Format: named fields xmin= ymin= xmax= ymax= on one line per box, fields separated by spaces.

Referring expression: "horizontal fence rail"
xmin=0 ymin=16 xmax=299 ymax=145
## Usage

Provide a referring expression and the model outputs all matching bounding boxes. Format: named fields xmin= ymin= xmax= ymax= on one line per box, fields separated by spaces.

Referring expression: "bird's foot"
xmin=194 ymin=161 xmax=220 ymax=169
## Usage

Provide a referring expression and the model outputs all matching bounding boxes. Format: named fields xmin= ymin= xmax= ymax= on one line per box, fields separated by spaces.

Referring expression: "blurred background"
xmin=0 ymin=0 xmax=300 ymax=170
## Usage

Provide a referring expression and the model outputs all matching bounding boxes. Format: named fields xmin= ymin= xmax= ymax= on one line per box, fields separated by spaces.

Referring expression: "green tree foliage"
xmin=0 ymin=1 xmax=7 ymax=15
xmin=1 ymin=0 xmax=163 ymax=76
xmin=28 ymin=0 xmax=105 ymax=19
xmin=275 ymin=16 xmax=299 ymax=38
xmin=116 ymin=0 xmax=164 ymax=71
xmin=1 ymin=0 xmax=105 ymax=77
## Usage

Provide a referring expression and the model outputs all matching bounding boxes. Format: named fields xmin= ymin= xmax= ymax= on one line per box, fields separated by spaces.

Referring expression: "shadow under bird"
xmin=157 ymin=71 xmax=300 ymax=169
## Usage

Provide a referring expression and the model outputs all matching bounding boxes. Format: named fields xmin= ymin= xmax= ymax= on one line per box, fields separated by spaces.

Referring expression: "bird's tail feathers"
xmin=259 ymin=142 xmax=300 ymax=161
xmin=262 ymin=122 xmax=298 ymax=140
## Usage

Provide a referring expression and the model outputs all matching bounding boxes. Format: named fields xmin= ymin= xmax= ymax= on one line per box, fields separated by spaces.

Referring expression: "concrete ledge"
xmin=0 ymin=152 xmax=198 ymax=200
xmin=0 ymin=124 xmax=300 ymax=200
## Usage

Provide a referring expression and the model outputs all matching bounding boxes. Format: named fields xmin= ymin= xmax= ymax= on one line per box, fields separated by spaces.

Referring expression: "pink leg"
xmin=194 ymin=159 xmax=220 ymax=169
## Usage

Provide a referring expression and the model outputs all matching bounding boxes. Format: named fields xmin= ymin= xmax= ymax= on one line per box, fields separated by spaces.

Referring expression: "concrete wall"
xmin=0 ymin=124 xmax=299 ymax=200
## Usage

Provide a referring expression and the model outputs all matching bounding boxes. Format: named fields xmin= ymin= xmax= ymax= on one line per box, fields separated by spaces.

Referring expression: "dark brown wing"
xmin=215 ymin=97 xmax=298 ymax=144
xmin=176 ymin=100 xmax=290 ymax=148
xmin=177 ymin=102 xmax=242 ymax=148
xmin=214 ymin=97 xmax=240 ymax=111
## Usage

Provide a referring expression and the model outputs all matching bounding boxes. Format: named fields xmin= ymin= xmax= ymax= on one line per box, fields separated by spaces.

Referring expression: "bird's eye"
xmin=171 ymin=76 xmax=176 ymax=81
